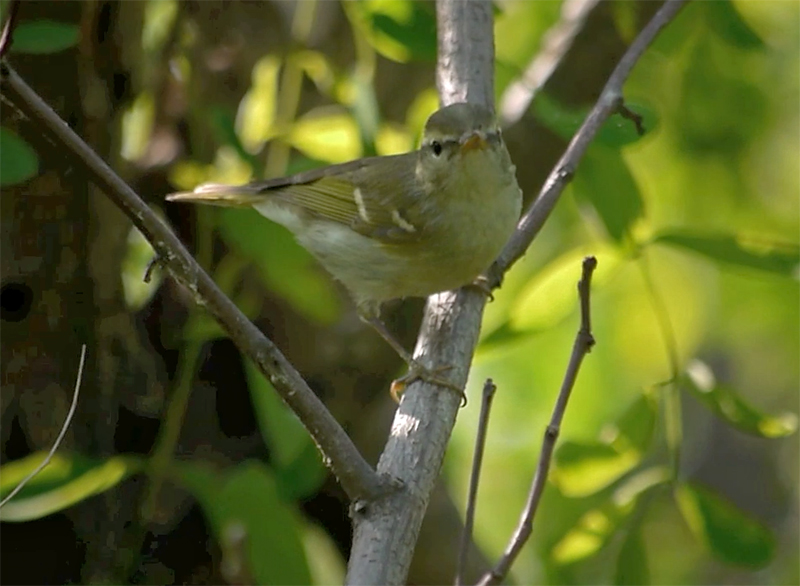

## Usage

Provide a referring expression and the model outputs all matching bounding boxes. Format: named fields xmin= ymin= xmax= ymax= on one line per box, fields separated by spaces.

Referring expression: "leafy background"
xmin=0 ymin=1 xmax=797 ymax=584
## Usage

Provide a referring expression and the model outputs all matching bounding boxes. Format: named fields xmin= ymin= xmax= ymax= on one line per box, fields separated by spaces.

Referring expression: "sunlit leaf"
xmin=218 ymin=208 xmax=341 ymax=324
xmin=0 ymin=453 xmax=142 ymax=522
xmin=0 ymin=127 xmax=39 ymax=186
xmin=375 ymin=123 xmax=413 ymax=156
xmin=494 ymin=0 xmax=562 ymax=94
xmin=554 ymin=391 xmax=658 ymax=497
xmin=142 ymin=0 xmax=179 ymax=53
xmin=683 ymin=360 xmax=798 ymax=438
xmin=121 ymin=92 xmax=155 ymax=162
xmin=294 ymin=51 xmax=336 ymax=95
xmin=675 ymin=482 xmax=775 ymax=568
xmin=236 ymin=55 xmax=281 ymax=153
xmin=572 ymin=146 xmax=645 ymax=243
xmin=510 ymin=246 xmax=621 ymax=333
xmin=121 ymin=226 xmax=160 ymax=311
xmin=653 ymin=231 xmax=800 ymax=278
xmin=614 ymin=526 xmax=650 ymax=585
xmin=553 ymin=441 xmax=641 ymax=498
xmin=289 ymin=109 xmax=362 ymax=164
xmin=176 ymin=461 xmax=312 ymax=585
xmin=552 ymin=467 xmax=669 ymax=564
xmin=405 ymin=88 xmax=440 ymax=141
xmin=707 ymin=0 xmax=765 ymax=50
xmin=11 ymin=20 xmax=79 ymax=54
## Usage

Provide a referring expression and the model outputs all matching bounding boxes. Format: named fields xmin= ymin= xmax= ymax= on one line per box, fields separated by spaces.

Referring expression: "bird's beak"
xmin=460 ymin=131 xmax=488 ymax=154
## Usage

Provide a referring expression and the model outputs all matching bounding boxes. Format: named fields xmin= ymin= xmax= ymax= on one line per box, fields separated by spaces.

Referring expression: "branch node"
xmin=617 ymin=102 xmax=646 ymax=136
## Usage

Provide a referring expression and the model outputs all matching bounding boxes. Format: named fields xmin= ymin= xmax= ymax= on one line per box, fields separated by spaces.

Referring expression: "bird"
xmin=167 ymin=102 xmax=522 ymax=400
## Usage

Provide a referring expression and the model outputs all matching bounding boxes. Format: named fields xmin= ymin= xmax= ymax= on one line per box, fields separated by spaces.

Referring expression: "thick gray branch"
xmin=345 ymin=1 xmax=496 ymax=584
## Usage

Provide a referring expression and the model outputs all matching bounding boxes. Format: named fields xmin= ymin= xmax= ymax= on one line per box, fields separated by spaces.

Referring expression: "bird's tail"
xmin=166 ymin=183 xmax=267 ymax=207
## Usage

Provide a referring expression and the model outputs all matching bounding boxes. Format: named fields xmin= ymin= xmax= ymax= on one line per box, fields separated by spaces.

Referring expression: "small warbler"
xmin=168 ymin=102 xmax=522 ymax=399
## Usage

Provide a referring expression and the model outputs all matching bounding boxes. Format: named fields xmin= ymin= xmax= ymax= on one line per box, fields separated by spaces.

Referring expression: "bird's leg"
xmin=468 ymin=275 xmax=494 ymax=301
xmin=363 ymin=316 xmax=464 ymax=403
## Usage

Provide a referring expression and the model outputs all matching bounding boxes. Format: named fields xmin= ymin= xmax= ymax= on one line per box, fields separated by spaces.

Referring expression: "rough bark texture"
xmin=345 ymin=1 xmax=496 ymax=583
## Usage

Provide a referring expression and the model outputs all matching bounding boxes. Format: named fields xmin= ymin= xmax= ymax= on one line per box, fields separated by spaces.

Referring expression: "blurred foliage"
xmin=1 ymin=0 xmax=797 ymax=584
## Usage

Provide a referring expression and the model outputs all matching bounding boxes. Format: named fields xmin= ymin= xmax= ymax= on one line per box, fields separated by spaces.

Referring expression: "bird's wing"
xmin=167 ymin=154 xmax=424 ymax=243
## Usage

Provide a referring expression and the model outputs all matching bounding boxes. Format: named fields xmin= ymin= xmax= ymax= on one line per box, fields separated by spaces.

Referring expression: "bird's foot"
xmin=468 ymin=275 xmax=495 ymax=301
xmin=390 ymin=362 xmax=465 ymax=406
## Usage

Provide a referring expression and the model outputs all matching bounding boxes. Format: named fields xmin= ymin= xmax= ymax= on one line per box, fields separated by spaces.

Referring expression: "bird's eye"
xmin=431 ymin=141 xmax=443 ymax=156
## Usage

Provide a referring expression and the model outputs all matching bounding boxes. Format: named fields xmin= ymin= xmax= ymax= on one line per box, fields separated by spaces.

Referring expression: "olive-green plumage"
xmin=168 ymin=102 xmax=522 ymax=321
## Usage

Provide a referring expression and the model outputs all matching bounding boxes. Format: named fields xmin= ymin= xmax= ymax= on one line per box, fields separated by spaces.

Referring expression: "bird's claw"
xmin=390 ymin=362 xmax=466 ymax=406
xmin=469 ymin=275 xmax=495 ymax=301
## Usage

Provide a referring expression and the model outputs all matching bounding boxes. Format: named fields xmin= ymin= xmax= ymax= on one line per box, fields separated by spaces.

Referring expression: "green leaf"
xmin=654 ymin=230 xmax=800 ymax=278
xmin=176 ymin=461 xmax=312 ymax=585
xmin=0 ymin=127 xmax=39 ymax=186
xmin=554 ymin=391 xmax=657 ymax=497
xmin=553 ymin=441 xmax=641 ymax=498
xmin=0 ymin=453 xmax=141 ymax=522
xmin=611 ymin=390 xmax=658 ymax=453
xmin=532 ymin=93 xmax=585 ymax=142
xmin=348 ymin=0 xmax=437 ymax=63
xmin=275 ymin=441 xmax=328 ymax=501
xmin=510 ymin=245 xmax=622 ymax=333
xmin=11 ymin=20 xmax=80 ymax=54
xmin=236 ymin=55 xmax=281 ymax=153
xmin=676 ymin=482 xmax=775 ymax=568
xmin=683 ymin=360 xmax=798 ymax=438
xmin=596 ymin=101 xmax=659 ymax=147
xmin=552 ymin=467 xmax=669 ymax=565
xmin=244 ymin=360 xmax=325 ymax=500
xmin=121 ymin=92 xmax=155 ymax=162
xmin=208 ymin=106 xmax=260 ymax=173
xmin=288 ymin=109 xmax=362 ymax=164
xmin=217 ymin=208 xmax=342 ymax=324
xmin=572 ymin=146 xmax=645 ymax=243
xmin=533 ymin=93 xmax=656 ymax=148
xmin=614 ymin=526 xmax=650 ymax=585
xmin=245 ymin=360 xmax=309 ymax=467
xmin=707 ymin=0 xmax=765 ymax=50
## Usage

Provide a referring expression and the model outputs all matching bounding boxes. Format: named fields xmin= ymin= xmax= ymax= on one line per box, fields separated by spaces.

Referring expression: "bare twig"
xmin=488 ymin=0 xmax=688 ymax=286
xmin=478 ymin=256 xmax=597 ymax=586
xmin=0 ymin=0 xmax=21 ymax=59
xmin=455 ymin=379 xmax=497 ymax=586
xmin=0 ymin=64 xmax=384 ymax=502
xmin=0 ymin=344 xmax=87 ymax=509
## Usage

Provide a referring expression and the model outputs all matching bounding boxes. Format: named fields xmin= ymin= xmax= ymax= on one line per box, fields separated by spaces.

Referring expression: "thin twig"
xmin=0 ymin=0 xmax=21 ymax=59
xmin=0 ymin=64 xmax=384 ymax=502
xmin=455 ymin=378 xmax=497 ymax=586
xmin=488 ymin=0 xmax=688 ymax=287
xmin=0 ymin=344 xmax=87 ymax=509
xmin=478 ymin=256 xmax=597 ymax=586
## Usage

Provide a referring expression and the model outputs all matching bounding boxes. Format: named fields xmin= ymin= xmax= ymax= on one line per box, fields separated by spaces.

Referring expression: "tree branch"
xmin=345 ymin=2 xmax=496 ymax=584
xmin=478 ymin=256 xmax=597 ymax=586
xmin=0 ymin=63 xmax=384 ymax=502
xmin=456 ymin=378 xmax=497 ymax=586
xmin=346 ymin=0 xmax=687 ymax=583
xmin=489 ymin=0 xmax=688 ymax=284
